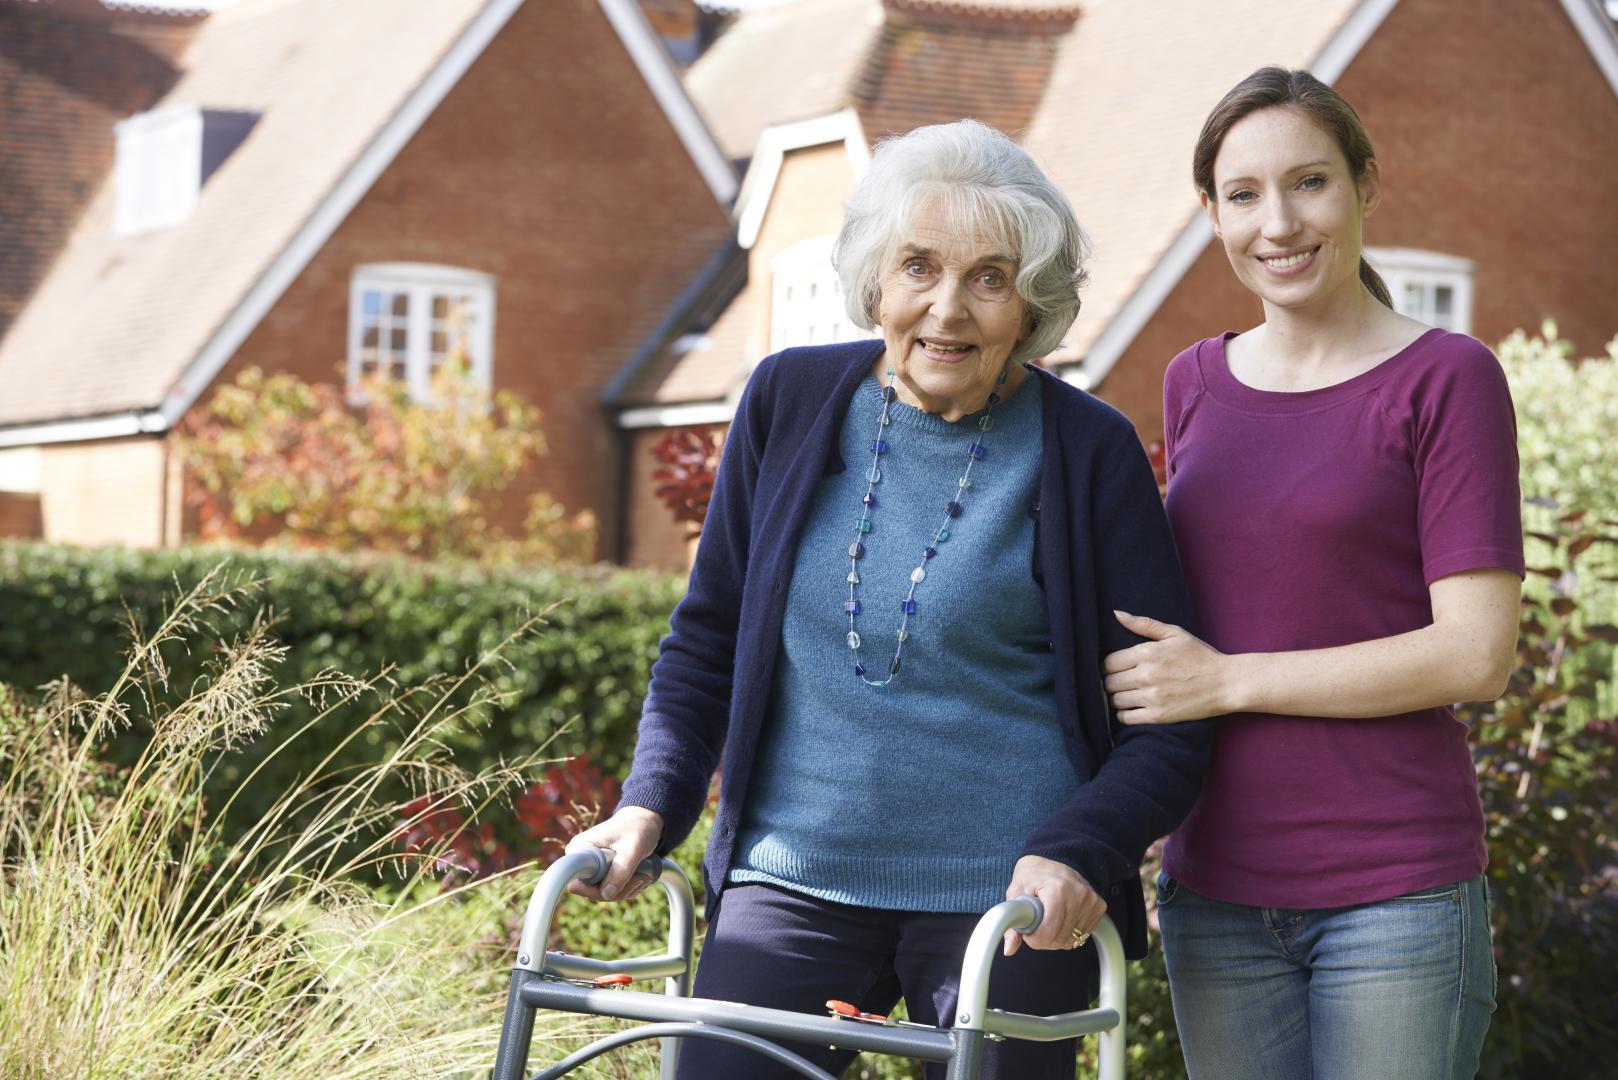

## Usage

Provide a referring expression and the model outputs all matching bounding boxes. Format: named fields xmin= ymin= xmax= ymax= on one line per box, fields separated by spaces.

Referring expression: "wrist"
xmin=1218 ymin=652 xmax=1255 ymax=714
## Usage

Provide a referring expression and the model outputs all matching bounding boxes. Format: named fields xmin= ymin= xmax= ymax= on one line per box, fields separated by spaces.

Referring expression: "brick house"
xmin=0 ymin=0 xmax=735 ymax=551
xmin=610 ymin=0 xmax=1618 ymax=568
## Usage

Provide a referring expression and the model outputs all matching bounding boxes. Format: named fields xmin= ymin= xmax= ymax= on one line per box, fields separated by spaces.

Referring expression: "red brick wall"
xmin=209 ymin=0 xmax=732 ymax=557
xmin=1098 ymin=0 xmax=1618 ymax=442
xmin=0 ymin=490 xmax=42 ymax=539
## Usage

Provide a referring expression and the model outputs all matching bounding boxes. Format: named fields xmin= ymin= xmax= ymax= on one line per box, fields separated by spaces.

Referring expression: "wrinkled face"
xmin=876 ymin=198 xmax=1029 ymax=419
xmin=1203 ymin=105 xmax=1379 ymax=312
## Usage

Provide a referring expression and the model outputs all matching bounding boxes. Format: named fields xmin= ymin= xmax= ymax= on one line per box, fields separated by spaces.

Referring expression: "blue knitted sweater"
xmin=730 ymin=373 xmax=1079 ymax=912
xmin=618 ymin=341 xmax=1213 ymax=959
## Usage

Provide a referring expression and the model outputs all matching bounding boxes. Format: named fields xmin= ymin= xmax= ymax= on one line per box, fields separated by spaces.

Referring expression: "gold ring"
xmin=1070 ymin=927 xmax=1090 ymax=948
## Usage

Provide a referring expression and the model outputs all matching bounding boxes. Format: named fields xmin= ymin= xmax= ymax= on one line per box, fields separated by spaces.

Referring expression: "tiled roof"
xmin=854 ymin=0 xmax=1078 ymax=141
xmin=684 ymin=0 xmax=879 ymax=161
xmin=0 ymin=0 xmax=488 ymax=427
xmin=0 ymin=0 xmax=201 ymax=338
xmin=643 ymin=0 xmax=1361 ymax=406
xmin=1024 ymin=0 xmax=1360 ymax=360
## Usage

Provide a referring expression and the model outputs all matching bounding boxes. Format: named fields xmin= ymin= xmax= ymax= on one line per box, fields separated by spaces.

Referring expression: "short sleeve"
xmin=1411 ymin=340 xmax=1526 ymax=584
xmin=1161 ymin=341 xmax=1207 ymax=480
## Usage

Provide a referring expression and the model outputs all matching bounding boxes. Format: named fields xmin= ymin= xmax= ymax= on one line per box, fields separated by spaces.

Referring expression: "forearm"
xmin=1225 ymin=620 xmax=1512 ymax=719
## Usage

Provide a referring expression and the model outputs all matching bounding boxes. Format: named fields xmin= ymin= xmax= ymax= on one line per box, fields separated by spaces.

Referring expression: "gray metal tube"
xmin=531 ymin=1022 xmax=841 ymax=1080
xmin=490 ymin=971 xmax=539 ymax=1080
xmin=953 ymin=901 xmax=1128 ymax=1080
xmin=520 ymin=979 xmax=957 ymax=1062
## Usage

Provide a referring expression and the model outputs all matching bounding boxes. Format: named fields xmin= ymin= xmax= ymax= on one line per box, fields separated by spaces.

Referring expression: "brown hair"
xmin=1192 ymin=66 xmax=1393 ymax=309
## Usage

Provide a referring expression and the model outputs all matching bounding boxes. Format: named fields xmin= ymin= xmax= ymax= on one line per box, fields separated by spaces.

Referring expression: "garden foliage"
xmin=0 ymin=542 xmax=682 ymax=849
xmin=178 ymin=362 xmax=595 ymax=563
xmin=0 ymin=570 xmax=604 ymax=1078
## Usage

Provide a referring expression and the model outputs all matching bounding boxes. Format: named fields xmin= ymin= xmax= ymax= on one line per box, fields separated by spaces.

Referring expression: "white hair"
xmin=832 ymin=119 xmax=1090 ymax=364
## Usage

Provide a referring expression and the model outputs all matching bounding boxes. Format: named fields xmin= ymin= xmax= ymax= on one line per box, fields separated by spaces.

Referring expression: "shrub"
xmin=177 ymin=361 xmax=595 ymax=563
xmin=0 ymin=569 xmax=620 ymax=1077
xmin=0 ymin=542 xmax=684 ymax=847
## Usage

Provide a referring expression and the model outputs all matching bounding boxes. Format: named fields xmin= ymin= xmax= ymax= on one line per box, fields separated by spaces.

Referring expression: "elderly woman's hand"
xmin=564 ymin=805 xmax=665 ymax=904
xmin=1002 ymin=855 xmax=1105 ymax=955
xmin=1104 ymin=610 xmax=1234 ymax=725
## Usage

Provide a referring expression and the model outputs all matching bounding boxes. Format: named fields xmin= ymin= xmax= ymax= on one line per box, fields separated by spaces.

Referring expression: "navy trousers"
xmin=674 ymin=882 xmax=1100 ymax=1080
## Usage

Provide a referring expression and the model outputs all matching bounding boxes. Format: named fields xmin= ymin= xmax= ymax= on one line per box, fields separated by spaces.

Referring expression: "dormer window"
xmin=114 ymin=105 xmax=257 ymax=236
xmin=769 ymin=235 xmax=863 ymax=354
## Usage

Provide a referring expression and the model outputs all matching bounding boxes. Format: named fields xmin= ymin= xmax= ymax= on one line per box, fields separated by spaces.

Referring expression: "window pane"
xmin=389 ymin=328 xmax=408 ymax=352
xmin=362 ymin=290 xmax=382 ymax=318
xmin=432 ymin=295 xmax=449 ymax=319
xmin=389 ymin=292 xmax=409 ymax=317
xmin=362 ymin=326 xmax=379 ymax=348
xmin=431 ymin=329 xmax=447 ymax=354
xmin=1434 ymin=285 xmax=1454 ymax=319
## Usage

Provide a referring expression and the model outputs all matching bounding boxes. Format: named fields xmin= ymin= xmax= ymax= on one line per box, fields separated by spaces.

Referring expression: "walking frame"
xmin=492 ymin=848 xmax=1127 ymax=1080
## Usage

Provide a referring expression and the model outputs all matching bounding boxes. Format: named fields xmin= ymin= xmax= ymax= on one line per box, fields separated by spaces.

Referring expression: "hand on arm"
xmin=1105 ymin=568 xmax=1521 ymax=724
xmin=1001 ymin=855 xmax=1106 ymax=956
xmin=564 ymin=805 xmax=665 ymax=903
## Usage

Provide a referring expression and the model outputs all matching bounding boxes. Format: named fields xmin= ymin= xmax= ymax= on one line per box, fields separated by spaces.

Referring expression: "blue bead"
xmin=855 ymin=663 xmax=866 ymax=677
xmin=945 ymin=500 xmax=961 ymax=518
xmin=856 ymin=517 xmax=871 ymax=533
xmin=987 ymin=392 xmax=1000 ymax=407
xmin=871 ymin=440 xmax=888 ymax=454
xmin=901 ymin=599 xmax=917 ymax=614
xmin=862 ymin=493 xmax=874 ymax=506
xmin=845 ymin=600 xmax=861 ymax=614
xmin=880 ymin=386 xmax=895 ymax=402
xmin=923 ymin=546 xmax=936 ymax=559
xmin=968 ymin=444 xmax=985 ymax=460
xmin=935 ymin=528 xmax=951 ymax=542
xmin=889 ymin=656 xmax=902 ymax=676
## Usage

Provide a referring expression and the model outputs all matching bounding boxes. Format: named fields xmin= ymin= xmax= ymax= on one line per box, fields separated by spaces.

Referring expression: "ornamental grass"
xmin=0 ymin=567 xmax=636 ymax=1078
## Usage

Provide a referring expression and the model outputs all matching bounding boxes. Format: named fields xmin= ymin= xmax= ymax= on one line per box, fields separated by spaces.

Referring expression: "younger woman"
xmin=1102 ymin=67 xmax=1523 ymax=1079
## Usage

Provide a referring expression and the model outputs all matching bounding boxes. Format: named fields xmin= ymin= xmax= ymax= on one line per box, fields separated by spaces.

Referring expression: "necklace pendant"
xmin=867 ymin=465 xmax=882 ymax=483
xmin=847 ymin=631 xmax=861 ymax=649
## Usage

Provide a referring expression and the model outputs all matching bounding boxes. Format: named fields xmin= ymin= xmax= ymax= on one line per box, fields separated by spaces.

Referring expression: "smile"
xmin=919 ymin=339 xmax=974 ymax=354
xmin=1259 ymin=247 xmax=1318 ymax=270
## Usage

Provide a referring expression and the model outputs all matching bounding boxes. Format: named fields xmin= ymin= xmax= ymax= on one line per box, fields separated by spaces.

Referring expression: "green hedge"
xmin=0 ymin=541 xmax=683 ymax=833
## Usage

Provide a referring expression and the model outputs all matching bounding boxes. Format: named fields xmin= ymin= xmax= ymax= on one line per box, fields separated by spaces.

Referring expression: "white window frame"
xmin=347 ymin=263 xmax=495 ymax=404
xmin=115 ymin=105 xmax=204 ymax=236
xmin=769 ymin=235 xmax=864 ymax=355
xmin=1365 ymin=248 xmax=1474 ymax=334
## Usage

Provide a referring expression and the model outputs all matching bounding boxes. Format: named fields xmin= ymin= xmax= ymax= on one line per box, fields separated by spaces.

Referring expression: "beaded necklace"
xmin=844 ymin=366 xmax=1008 ymax=687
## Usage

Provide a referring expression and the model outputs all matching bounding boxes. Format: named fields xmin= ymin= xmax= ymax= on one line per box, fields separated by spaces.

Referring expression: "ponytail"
xmin=1359 ymin=256 xmax=1393 ymax=309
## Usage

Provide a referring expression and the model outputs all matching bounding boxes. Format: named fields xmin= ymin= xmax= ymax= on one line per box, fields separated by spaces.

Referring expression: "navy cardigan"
xmin=619 ymin=341 xmax=1213 ymax=959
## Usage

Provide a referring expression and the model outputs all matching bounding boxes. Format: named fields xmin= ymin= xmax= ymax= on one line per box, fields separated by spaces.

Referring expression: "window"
xmin=1365 ymin=248 xmax=1474 ymax=333
xmin=114 ymin=106 xmax=256 ymax=236
xmin=769 ymin=235 xmax=864 ymax=354
xmin=347 ymin=264 xmax=495 ymax=402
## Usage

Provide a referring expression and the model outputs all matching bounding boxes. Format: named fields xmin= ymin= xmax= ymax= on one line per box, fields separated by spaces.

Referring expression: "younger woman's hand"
xmin=563 ymin=805 xmax=665 ymax=903
xmin=1104 ymin=610 xmax=1233 ymax=724
xmin=1002 ymin=855 xmax=1105 ymax=956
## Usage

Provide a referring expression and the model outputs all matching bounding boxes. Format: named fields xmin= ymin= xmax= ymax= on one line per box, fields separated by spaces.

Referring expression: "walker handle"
xmin=1013 ymin=895 xmax=1045 ymax=935
xmin=578 ymin=845 xmax=663 ymax=888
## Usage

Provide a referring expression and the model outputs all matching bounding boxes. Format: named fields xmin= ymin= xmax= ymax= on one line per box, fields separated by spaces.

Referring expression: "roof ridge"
xmin=882 ymin=0 xmax=1081 ymax=31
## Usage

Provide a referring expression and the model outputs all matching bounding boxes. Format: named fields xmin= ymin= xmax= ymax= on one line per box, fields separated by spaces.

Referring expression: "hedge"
xmin=0 ymin=541 xmax=684 ymax=834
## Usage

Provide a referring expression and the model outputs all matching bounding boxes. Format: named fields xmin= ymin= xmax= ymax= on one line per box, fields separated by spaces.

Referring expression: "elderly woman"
xmin=568 ymin=119 xmax=1212 ymax=1080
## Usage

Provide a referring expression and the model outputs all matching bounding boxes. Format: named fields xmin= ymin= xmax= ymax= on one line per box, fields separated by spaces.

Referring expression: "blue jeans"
xmin=1156 ymin=872 xmax=1495 ymax=1080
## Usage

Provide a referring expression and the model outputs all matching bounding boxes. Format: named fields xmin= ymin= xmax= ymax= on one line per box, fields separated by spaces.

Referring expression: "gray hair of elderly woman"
xmin=832 ymin=119 xmax=1090 ymax=365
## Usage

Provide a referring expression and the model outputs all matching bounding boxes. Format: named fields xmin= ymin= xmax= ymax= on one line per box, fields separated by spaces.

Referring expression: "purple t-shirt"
xmin=1159 ymin=328 xmax=1524 ymax=909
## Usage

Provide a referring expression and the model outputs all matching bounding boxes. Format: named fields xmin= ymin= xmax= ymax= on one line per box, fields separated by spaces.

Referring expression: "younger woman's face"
xmin=1202 ymin=106 xmax=1379 ymax=313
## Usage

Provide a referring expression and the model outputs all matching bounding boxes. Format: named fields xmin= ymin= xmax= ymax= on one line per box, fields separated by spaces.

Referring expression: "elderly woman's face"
xmin=876 ymin=199 xmax=1029 ymax=421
